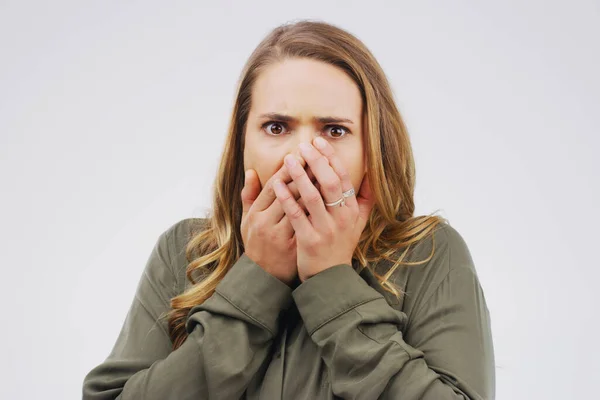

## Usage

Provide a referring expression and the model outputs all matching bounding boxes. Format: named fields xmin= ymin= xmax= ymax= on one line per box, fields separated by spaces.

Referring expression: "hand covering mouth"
xmin=297 ymin=175 xmax=322 ymax=215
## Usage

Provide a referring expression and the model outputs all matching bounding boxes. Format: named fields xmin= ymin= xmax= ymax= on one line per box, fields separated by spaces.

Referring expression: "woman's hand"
xmin=272 ymin=137 xmax=375 ymax=282
xmin=241 ymin=163 xmax=304 ymax=286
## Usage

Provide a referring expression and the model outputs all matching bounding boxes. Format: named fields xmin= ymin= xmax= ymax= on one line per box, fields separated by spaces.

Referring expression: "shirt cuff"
xmin=292 ymin=264 xmax=383 ymax=335
xmin=215 ymin=253 xmax=293 ymax=335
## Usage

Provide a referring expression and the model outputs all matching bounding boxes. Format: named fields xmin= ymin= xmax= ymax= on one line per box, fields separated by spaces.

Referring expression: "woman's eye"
xmin=262 ymin=121 xmax=288 ymax=136
xmin=261 ymin=122 xmax=350 ymax=139
xmin=325 ymin=125 xmax=349 ymax=139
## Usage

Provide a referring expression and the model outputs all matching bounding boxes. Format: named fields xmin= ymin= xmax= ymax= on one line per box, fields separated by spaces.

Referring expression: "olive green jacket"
xmin=82 ymin=218 xmax=495 ymax=399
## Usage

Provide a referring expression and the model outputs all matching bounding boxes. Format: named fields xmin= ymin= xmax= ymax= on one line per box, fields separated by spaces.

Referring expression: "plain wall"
xmin=1 ymin=1 xmax=598 ymax=398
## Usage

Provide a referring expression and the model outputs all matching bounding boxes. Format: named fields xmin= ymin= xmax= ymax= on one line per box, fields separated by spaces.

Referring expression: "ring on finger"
xmin=325 ymin=197 xmax=346 ymax=207
xmin=324 ymin=187 xmax=355 ymax=208
xmin=342 ymin=188 xmax=355 ymax=198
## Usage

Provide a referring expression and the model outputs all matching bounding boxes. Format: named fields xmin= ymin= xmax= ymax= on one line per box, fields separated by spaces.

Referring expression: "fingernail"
xmin=314 ymin=137 xmax=327 ymax=150
xmin=284 ymin=154 xmax=297 ymax=167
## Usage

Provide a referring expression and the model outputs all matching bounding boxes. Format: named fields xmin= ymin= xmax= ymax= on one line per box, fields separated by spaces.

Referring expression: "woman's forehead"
xmin=251 ymin=59 xmax=362 ymax=120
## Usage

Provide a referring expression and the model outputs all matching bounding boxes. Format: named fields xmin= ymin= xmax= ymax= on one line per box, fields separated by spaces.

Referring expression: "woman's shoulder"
xmin=412 ymin=221 xmax=476 ymax=275
xmin=405 ymin=221 xmax=475 ymax=277
xmin=366 ymin=221 xmax=479 ymax=313
xmin=159 ymin=216 xmax=209 ymax=293
xmin=164 ymin=216 xmax=208 ymax=247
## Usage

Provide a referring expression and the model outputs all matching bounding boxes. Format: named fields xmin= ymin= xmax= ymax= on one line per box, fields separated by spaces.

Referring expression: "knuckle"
xmin=305 ymin=238 xmax=320 ymax=255
xmin=322 ymin=226 xmax=335 ymax=240
xmin=290 ymin=169 xmax=304 ymax=180
xmin=269 ymin=229 xmax=280 ymax=243
xmin=266 ymin=184 xmax=275 ymax=197
xmin=254 ymin=218 xmax=266 ymax=233
xmin=289 ymin=206 xmax=305 ymax=220
xmin=324 ymin=179 xmax=340 ymax=193
xmin=279 ymin=191 xmax=292 ymax=201
xmin=306 ymin=190 xmax=322 ymax=204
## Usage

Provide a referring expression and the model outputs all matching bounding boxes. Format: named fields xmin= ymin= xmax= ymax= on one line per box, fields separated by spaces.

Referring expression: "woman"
xmin=83 ymin=20 xmax=495 ymax=399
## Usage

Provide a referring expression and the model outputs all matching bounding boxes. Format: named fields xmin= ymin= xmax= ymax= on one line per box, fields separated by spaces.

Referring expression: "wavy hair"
xmin=166 ymin=19 xmax=448 ymax=350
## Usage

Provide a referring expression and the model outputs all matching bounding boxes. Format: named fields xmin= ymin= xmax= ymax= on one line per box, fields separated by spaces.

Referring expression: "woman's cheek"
xmin=258 ymin=167 xmax=277 ymax=189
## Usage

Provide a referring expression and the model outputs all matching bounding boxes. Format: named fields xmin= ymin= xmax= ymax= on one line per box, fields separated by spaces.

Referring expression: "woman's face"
xmin=243 ymin=58 xmax=366 ymax=211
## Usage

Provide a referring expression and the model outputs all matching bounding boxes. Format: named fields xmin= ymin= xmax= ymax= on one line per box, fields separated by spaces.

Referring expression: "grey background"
xmin=1 ymin=1 xmax=598 ymax=399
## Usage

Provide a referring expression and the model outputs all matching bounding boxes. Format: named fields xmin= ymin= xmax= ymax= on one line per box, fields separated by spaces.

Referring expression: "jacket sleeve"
xmin=82 ymin=224 xmax=293 ymax=400
xmin=292 ymin=230 xmax=495 ymax=400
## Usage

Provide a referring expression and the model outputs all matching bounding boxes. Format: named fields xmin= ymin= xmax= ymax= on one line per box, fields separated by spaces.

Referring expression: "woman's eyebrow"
xmin=258 ymin=112 xmax=354 ymax=125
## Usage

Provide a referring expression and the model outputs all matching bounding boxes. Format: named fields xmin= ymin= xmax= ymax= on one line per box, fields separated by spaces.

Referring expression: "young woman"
xmin=83 ymin=20 xmax=495 ymax=400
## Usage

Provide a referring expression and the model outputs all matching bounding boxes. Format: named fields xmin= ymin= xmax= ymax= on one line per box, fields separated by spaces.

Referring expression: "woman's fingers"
xmin=263 ymin=179 xmax=305 ymax=223
xmin=241 ymin=169 xmax=261 ymax=219
xmin=275 ymin=214 xmax=295 ymax=241
xmin=273 ymin=174 xmax=314 ymax=237
xmin=280 ymin=151 xmax=331 ymax=233
xmin=298 ymin=142 xmax=343 ymax=208
xmin=250 ymin=155 xmax=306 ymax=213
xmin=312 ymin=137 xmax=357 ymax=209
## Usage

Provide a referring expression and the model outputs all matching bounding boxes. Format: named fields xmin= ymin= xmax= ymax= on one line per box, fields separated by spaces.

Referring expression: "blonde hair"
xmin=166 ymin=19 xmax=447 ymax=350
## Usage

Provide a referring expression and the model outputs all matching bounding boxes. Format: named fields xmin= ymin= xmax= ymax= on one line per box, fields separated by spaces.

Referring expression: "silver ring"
xmin=325 ymin=188 xmax=355 ymax=208
xmin=342 ymin=188 xmax=355 ymax=198
xmin=325 ymin=197 xmax=345 ymax=207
